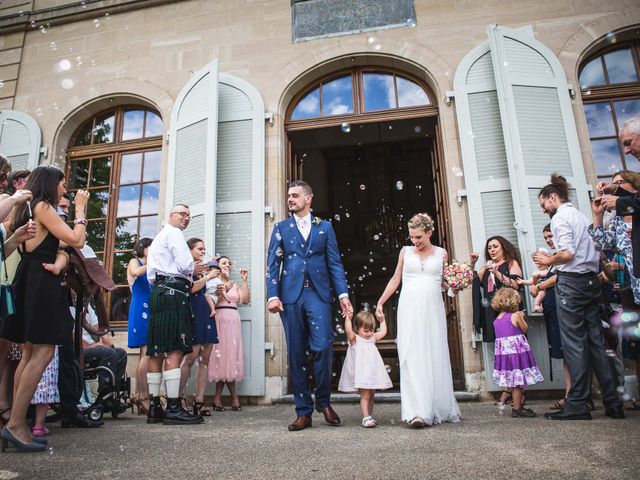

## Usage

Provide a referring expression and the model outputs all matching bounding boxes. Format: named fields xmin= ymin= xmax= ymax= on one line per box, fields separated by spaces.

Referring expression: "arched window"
xmin=66 ymin=106 xmax=163 ymax=325
xmin=288 ymin=69 xmax=433 ymax=123
xmin=579 ymin=40 xmax=640 ymax=178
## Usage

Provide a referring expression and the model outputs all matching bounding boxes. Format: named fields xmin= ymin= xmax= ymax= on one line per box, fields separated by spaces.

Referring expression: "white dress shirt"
xmin=294 ymin=213 xmax=311 ymax=241
xmin=147 ymin=223 xmax=194 ymax=284
xmin=551 ymin=202 xmax=600 ymax=273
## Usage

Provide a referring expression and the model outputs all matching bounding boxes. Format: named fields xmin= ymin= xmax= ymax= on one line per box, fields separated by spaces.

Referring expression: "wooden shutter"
xmin=0 ymin=110 xmax=41 ymax=170
xmin=215 ymin=74 xmax=265 ymax=396
xmin=166 ymin=60 xmax=219 ymax=247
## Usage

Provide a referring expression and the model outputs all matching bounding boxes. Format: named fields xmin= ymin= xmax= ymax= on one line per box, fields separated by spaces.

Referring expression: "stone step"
xmin=272 ymin=391 xmax=480 ymax=404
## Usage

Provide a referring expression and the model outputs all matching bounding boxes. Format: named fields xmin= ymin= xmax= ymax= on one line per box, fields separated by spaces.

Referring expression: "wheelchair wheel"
xmin=88 ymin=406 xmax=103 ymax=421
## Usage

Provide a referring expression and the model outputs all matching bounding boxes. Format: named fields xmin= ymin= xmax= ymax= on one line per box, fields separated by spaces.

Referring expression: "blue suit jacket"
xmin=266 ymin=216 xmax=348 ymax=304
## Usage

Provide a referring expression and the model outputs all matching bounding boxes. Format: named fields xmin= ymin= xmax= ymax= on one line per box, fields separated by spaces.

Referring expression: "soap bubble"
xmin=360 ymin=184 xmax=366 ymax=191
xmin=341 ymin=122 xmax=351 ymax=133
xmin=395 ymin=181 xmax=404 ymax=190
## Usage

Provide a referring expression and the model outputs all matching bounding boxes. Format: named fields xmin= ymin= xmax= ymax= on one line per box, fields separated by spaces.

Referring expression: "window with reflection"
xmin=288 ymin=69 xmax=432 ymax=121
xmin=579 ymin=40 xmax=640 ymax=178
xmin=67 ymin=106 xmax=163 ymax=326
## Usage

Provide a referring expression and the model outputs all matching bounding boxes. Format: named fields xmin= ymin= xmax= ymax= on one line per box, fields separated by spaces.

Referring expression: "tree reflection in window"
xmin=66 ymin=106 xmax=163 ymax=325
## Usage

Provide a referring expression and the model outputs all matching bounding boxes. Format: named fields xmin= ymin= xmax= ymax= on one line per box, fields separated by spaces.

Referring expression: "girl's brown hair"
xmin=353 ymin=310 xmax=376 ymax=332
xmin=490 ymin=287 xmax=521 ymax=313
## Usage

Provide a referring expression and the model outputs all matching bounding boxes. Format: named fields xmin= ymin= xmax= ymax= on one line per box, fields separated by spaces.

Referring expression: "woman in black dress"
xmin=0 ymin=166 xmax=89 ymax=452
xmin=471 ymin=236 xmax=524 ymax=404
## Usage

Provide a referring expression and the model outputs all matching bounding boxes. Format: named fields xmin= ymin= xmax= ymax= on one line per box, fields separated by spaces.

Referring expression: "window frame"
xmin=579 ymin=40 xmax=640 ymax=178
xmin=285 ymin=67 xmax=437 ymax=130
xmin=66 ymin=106 xmax=163 ymax=327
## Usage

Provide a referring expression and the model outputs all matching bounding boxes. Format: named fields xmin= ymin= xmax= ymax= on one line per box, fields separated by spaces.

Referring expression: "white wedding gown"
xmin=397 ymin=246 xmax=462 ymax=425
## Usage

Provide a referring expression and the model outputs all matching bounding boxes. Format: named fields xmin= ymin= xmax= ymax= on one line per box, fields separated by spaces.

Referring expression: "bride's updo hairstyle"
xmin=408 ymin=213 xmax=434 ymax=233
xmin=538 ymin=173 xmax=570 ymax=202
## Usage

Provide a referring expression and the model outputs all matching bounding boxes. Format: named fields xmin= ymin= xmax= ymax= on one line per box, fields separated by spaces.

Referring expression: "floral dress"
xmin=588 ymin=216 xmax=640 ymax=304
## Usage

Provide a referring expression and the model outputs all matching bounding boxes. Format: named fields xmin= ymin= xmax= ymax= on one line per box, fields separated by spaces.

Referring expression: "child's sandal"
xmin=361 ymin=416 xmax=377 ymax=428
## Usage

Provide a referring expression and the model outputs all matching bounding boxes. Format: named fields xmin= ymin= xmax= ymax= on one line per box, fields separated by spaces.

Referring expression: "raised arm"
xmin=375 ymin=248 xmax=405 ymax=321
xmin=343 ymin=311 xmax=355 ymax=345
xmin=374 ymin=318 xmax=387 ymax=342
xmin=238 ymin=268 xmax=250 ymax=304
xmin=37 ymin=190 xmax=89 ymax=248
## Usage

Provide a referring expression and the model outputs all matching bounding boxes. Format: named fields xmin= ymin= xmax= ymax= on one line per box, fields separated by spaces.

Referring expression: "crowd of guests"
xmin=469 ymin=116 xmax=640 ymax=419
xmin=0 ymin=156 xmax=249 ymax=453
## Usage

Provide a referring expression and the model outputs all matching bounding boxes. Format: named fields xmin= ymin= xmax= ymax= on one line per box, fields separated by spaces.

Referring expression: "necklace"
xmin=415 ymin=246 xmax=433 ymax=271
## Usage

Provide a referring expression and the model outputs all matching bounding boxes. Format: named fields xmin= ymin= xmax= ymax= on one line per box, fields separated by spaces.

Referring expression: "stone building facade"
xmin=1 ymin=0 xmax=639 ymax=401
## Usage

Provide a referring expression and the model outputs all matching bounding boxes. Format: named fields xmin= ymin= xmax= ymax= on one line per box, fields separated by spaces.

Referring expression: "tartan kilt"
xmin=146 ymin=281 xmax=194 ymax=356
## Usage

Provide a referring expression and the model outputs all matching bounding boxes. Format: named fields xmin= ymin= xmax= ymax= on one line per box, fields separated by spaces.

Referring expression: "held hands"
xmin=375 ymin=303 xmax=385 ymax=322
xmin=339 ymin=297 xmax=353 ymax=320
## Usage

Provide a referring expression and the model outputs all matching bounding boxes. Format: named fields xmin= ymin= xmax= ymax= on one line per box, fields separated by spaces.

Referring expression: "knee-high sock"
xmin=163 ymin=368 xmax=181 ymax=398
xmin=147 ymin=372 xmax=162 ymax=397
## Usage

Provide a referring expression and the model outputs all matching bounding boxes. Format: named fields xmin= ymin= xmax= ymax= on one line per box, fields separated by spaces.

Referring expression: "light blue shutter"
xmin=166 ymin=60 xmax=219 ymax=247
xmin=454 ymin=26 xmax=589 ymax=390
xmin=488 ymin=25 xmax=592 ymax=266
xmin=453 ymin=43 xmax=517 ymax=257
xmin=0 ymin=110 xmax=41 ymax=170
xmin=215 ymin=74 xmax=265 ymax=396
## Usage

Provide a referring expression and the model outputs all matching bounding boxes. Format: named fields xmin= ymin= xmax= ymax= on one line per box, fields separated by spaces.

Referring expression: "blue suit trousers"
xmin=281 ymin=287 xmax=334 ymax=417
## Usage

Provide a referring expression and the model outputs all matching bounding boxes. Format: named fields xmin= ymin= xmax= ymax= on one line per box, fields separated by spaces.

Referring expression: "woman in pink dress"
xmin=207 ymin=256 xmax=249 ymax=410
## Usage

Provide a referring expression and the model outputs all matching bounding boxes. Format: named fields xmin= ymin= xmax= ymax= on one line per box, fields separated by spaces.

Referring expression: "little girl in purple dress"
xmin=491 ymin=288 xmax=543 ymax=418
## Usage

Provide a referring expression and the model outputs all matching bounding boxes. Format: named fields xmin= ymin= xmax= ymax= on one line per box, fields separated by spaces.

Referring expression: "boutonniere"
xmin=312 ymin=216 xmax=321 ymax=226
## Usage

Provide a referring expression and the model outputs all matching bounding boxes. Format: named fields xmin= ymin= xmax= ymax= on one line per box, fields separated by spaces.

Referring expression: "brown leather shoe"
xmin=288 ymin=416 xmax=312 ymax=431
xmin=315 ymin=404 xmax=341 ymax=425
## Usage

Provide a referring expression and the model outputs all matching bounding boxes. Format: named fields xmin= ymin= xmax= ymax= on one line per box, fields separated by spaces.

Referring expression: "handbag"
xmin=0 ymin=230 xmax=16 ymax=317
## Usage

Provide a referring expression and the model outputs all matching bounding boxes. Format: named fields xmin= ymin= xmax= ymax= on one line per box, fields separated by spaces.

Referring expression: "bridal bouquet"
xmin=443 ymin=261 xmax=474 ymax=291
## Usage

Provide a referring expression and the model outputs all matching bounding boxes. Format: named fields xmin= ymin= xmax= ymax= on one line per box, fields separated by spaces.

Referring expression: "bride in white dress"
xmin=375 ymin=213 xmax=461 ymax=428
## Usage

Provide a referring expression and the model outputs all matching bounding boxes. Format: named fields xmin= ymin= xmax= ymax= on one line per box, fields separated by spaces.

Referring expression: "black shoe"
xmin=60 ymin=413 xmax=104 ymax=428
xmin=605 ymin=406 xmax=625 ymax=419
xmin=163 ymin=398 xmax=203 ymax=425
xmin=544 ymin=410 xmax=592 ymax=421
xmin=147 ymin=396 xmax=165 ymax=424
xmin=102 ymin=398 xmax=128 ymax=415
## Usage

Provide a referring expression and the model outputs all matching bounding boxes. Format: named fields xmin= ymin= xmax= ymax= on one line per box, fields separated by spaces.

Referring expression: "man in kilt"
xmin=146 ymin=204 xmax=203 ymax=425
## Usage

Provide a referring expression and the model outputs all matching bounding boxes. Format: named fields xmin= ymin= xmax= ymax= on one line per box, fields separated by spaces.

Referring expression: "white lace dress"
xmin=397 ymin=246 xmax=461 ymax=425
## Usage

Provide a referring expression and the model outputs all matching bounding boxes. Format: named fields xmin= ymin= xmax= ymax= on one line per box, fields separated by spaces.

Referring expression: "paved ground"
xmin=0 ymin=401 xmax=638 ymax=479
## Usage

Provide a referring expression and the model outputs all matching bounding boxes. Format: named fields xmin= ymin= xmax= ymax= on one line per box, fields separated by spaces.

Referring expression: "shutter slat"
xmin=174 ymin=119 xmax=207 ymax=206
xmin=216 ymin=120 xmax=252 ymax=203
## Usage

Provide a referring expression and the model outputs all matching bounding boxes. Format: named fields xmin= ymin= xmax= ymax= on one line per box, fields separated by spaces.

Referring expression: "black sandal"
xmin=193 ymin=402 xmax=211 ymax=417
xmin=231 ymin=405 xmax=242 ymax=411
xmin=550 ymin=398 xmax=565 ymax=410
xmin=212 ymin=403 xmax=226 ymax=412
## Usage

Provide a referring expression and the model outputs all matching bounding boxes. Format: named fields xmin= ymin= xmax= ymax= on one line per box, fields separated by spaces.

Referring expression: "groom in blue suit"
xmin=267 ymin=180 xmax=352 ymax=431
